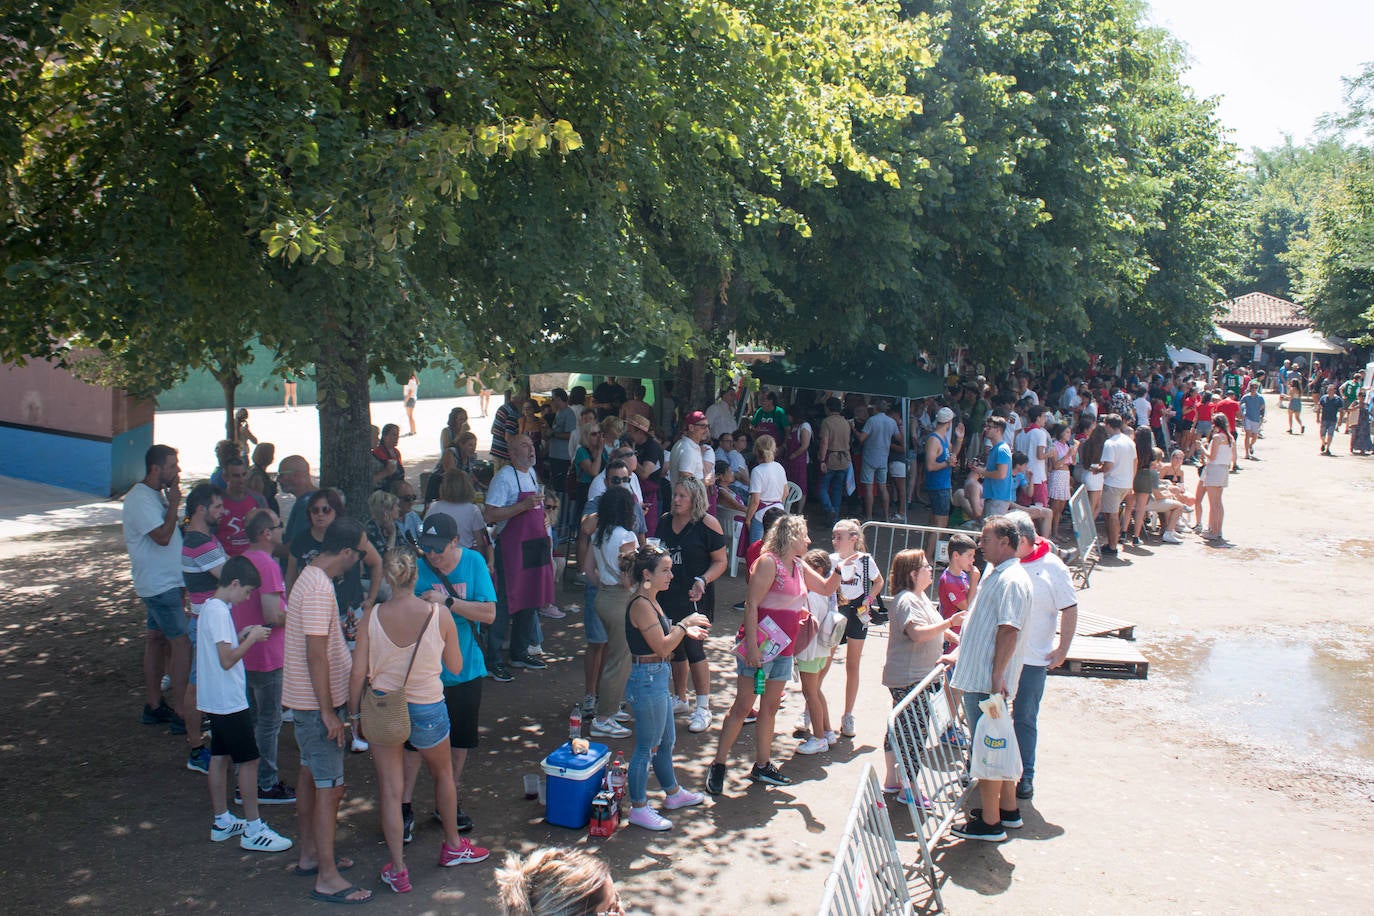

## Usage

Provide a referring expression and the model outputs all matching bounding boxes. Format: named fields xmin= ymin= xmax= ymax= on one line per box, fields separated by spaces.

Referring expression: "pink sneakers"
xmin=381 ymin=862 xmax=411 ymax=894
xmin=439 ymin=837 xmax=490 ymax=866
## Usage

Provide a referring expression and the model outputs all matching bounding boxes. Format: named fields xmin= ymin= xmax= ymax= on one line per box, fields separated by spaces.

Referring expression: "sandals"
xmin=308 ymin=885 xmax=373 ymax=905
xmin=292 ymin=858 xmax=355 ymax=877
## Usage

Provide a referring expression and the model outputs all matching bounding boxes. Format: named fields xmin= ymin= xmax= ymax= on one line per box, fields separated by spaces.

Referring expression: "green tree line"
xmin=2 ymin=0 xmax=1242 ymax=505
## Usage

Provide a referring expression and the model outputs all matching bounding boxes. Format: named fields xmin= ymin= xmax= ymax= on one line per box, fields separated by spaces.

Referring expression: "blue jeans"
xmin=748 ymin=516 xmax=764 ymax=544
xmin=245 ymin=668 xmax=283 ymax=790
xmin=820 ymin=469 xmax=847 ymax=514
xmin=623 ymin=661 xmax=678 ymax=805
xmin=1012 ymin=665 xmax=1048 ymax=781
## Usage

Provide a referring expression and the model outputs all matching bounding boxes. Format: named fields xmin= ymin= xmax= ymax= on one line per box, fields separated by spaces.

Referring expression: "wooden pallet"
xmin=1069 ymin=610 xmax=1136 ymax=641
xmin=1050 ymin=635 xmax=1148 ymax=680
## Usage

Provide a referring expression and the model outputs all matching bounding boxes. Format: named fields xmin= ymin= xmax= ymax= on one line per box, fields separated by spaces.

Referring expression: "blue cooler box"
xmin=541 ymin=741 xmax=610 ymax=829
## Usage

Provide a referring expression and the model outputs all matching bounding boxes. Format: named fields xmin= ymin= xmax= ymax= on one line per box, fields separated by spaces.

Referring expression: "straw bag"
xmin=360 ymin=608 xmax=435 ymax=746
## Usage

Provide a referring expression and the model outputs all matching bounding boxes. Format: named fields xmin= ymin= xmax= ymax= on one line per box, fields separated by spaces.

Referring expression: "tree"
xmin=4 ymin=0 xmax=920 ymax=506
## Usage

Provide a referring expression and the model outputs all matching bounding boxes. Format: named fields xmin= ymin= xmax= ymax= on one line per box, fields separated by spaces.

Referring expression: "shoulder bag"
xmin=360 ymin=608 xmax=436 ymax=746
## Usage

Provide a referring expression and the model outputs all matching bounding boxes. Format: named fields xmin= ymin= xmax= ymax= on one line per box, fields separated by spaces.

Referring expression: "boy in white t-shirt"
xmin=197 ymin=556 xmax=294 ymax=853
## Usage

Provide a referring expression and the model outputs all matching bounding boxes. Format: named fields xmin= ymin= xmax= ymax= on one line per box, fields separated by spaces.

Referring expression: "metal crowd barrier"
xmin=886 ymin=662 xmax=973 ymax=913
xmin=816 ymin=762 xmax=915 ymax=916
xmin=859 ymin=521 xmax=970 ymax=599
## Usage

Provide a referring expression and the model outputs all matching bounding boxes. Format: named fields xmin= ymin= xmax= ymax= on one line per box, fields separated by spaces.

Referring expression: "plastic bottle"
xmin=754 ymin=666 xmax=767 ymax=696
xmin=608 ymin=751 xmax=628 ymax=819
xmin=569 ymin=704 xmax=583 ymax=742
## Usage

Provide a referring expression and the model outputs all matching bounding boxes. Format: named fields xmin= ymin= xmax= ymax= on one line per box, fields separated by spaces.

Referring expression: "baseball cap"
xmin=418 ymin=513 xmax=458 ymax=552
xmin=935 ymin=407 xmax=955 ymax=424
xmin=685 ymin=410 xmax=708 ymax=427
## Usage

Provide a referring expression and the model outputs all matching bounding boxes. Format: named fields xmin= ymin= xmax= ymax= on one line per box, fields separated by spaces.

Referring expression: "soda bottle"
xmin=569 ymin=704 xmax=583 ymax=742
xmin=608 ymin=751 xmax=628 ymax=820
xmin=754 ymin=665 xmax=767 ymax=696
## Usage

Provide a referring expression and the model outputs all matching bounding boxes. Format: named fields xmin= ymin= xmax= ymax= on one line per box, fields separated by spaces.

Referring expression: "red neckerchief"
xmin=1020 ymin=537 xmax=1051 ymax=564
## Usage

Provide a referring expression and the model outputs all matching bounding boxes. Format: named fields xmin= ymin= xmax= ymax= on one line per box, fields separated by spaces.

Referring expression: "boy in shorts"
xmin=936 ymin=534 xmax=979 ymax=747
xmin=197 ymin=556 xmax=294 ymax=853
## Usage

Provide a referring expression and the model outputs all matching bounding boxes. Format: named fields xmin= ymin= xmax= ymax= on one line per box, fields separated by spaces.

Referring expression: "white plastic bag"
xmin=970 ymin=694 xmax=1022 ymax=781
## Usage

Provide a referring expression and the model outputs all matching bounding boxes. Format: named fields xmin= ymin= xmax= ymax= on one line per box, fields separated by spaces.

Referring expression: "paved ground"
xmin=1 ymin=394 xmax=1371 ymax=913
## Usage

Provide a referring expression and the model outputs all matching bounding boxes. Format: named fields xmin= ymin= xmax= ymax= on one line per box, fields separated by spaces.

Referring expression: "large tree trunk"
xmin=316 ymin=322 xmax=374 ymax=520
xmin=213 ymin=366 xmax=242 ymax=443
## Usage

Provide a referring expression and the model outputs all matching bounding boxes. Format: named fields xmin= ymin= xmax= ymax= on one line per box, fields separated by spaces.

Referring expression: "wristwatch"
xmin=445 ymin=595 xmax=455 ymax=609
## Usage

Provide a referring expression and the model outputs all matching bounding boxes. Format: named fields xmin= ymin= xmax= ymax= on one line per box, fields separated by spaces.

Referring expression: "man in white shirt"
xmin=1132 ymin=386 xmax=1151 ymax=429
xmin=124 ymin=444 xmax=188 ymax=731
xmin=1018 ymin=405 xmax=1052 ymax=508
xmin=1005 ymin=512 xmax=1076 ymax=802
xmin=705 ymin=387 xmax=740 ymax=441
xmin=948 ymin=517 xmax=1033 ymax=843
xmin=669 ymin=410 xmax=710 ymax=483
xmin=1095 ymin=414 xmax=1136 ymax=556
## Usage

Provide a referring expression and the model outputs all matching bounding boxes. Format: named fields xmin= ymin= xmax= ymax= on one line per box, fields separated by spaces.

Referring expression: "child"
xmin=936 ymin=534 xmax=979 ymax=747
xmin=714 ymin=460 xmax=749 ymax=512
xmin=197 ymin=556 xmax=293 ymax=853
xmin=233 ymin=408 xmax=258 ymax=456
xmin=793 ymin=549 xmax=840 ymax=755
xmin=1011 ymin=451 xmax=1052 ymax=536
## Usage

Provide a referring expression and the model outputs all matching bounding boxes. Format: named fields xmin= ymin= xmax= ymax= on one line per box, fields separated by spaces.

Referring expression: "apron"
xmin=498 ymin=478 xmax=555 ymax=613
xmin=783 ymin=425 xmax=808 ymax=501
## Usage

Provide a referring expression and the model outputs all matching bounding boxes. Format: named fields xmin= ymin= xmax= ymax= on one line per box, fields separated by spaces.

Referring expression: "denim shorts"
xmin=143 ymin=587 xmax=188 ymax=639
xmin=928 ymin=488 xmax=951 ymax=516
xmin=735 ymin=654 xmax=794 ymax=682
xmin=406 ymin=699 xmax=451 ymax=750
xmin=859 ymin=463 xmax=888 ymax=485
xmin=583 ymin=585 xmax=608 ymax=644
xmin=293 ymin=706 xmax=347 ymax=788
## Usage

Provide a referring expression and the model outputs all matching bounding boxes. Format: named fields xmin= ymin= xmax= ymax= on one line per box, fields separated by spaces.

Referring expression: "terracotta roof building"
xmin=1213 ymin=292 xmax=1309 ymax=340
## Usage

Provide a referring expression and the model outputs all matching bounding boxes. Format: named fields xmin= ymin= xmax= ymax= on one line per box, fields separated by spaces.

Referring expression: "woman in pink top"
xmin=348 ymin=550 xmax=478 ymax=895
xmin=705 ymin=515 xmax=838 ymax=795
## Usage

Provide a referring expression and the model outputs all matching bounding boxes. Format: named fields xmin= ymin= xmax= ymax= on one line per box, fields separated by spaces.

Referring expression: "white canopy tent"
xmin=1267 ymin=327 xmax=1348 ymax=356
xmin=1166 ymin=345 xmax=1214 ymax=376
xmin=1211 ymin=324 xmax=1253 ymax=346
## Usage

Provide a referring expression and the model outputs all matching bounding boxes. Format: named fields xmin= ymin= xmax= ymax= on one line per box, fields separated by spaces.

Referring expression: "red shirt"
xmin=1215 ymin=397 xmax=1240 ymax=427
xmin=1182 ymin=395 xmax=1199 ymax=421
xmin=1196 ymin=401 xmax=1215 ymax=422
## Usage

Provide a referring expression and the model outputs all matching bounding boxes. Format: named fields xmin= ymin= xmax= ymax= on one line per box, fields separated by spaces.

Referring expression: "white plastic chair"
xmin=783 ymin=481 xmax=803 ymax=515
xmin=717 ymin=507 xmax=745 ymax=576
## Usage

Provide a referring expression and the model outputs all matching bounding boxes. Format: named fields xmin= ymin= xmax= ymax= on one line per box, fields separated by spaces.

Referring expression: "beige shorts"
xmin=1101 ymin=485 xmax=1131 ymax=515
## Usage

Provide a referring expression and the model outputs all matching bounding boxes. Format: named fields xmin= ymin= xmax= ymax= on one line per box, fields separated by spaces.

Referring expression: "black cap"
xmin=418 ymin=513 xmax=458 ymax=552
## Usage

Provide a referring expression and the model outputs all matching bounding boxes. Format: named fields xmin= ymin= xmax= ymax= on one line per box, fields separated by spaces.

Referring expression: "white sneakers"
xmin=671 ymin=697 xmax=692 ymax=717
xmin=796 ymin=736 xmax=829 ymax=755
xmin=590 ymin=717 xmax=631 ymax=738
xmin=688 ymin=707 xmax=712 ymax=734
xmin=240 ymin=822 xmax=293 ymax=853
xmin=1162 ymin=530 xmax=1183 ymax=544
xmin=664 ymin=788 xmax=705 ymax=810
xmin=840 ymin=713 xmax=857 ymax=738
xmin=212 ymin=816 xmax=293 ymax=852
xmin=628 ymin=806 xmax=673 ymax=831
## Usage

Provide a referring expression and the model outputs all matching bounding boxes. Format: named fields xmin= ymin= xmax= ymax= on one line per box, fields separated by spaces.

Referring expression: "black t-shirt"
xmin=655 ymin=514 xmax=726 ymax=620
xmin=636 ymin=437 xmax=666 ymax=482
xmin=290 ymin=529 xmax=363 ymax=614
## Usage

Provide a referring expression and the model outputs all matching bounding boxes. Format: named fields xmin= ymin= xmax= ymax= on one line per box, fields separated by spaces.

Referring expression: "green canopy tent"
xmin=749 ymin=348 xmax=946 ymax=400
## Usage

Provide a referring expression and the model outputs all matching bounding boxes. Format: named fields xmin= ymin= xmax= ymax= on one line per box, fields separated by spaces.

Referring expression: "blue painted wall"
xmin=0 ymin=421 xmax=151 ymax=496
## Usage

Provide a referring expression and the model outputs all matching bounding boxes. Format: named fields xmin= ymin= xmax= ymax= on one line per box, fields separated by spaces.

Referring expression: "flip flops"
xmin=308 ymin=885 xmax=373 ymax=905
xmin=292 ymin=858 xmax=355 ymax=877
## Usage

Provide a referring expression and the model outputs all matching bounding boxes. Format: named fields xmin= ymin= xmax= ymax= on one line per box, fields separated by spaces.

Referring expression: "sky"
xmin=1146 ymin=0 xmax=1374 ymax=152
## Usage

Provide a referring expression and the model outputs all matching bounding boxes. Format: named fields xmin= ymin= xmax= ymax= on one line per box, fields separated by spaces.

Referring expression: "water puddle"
xmin=1161 ymin=637 xmax=1374 ymax=761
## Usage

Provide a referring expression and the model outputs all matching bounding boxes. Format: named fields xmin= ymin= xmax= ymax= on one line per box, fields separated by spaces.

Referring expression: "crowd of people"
xmin=120 ymin=354 xmax=1368 ymax=902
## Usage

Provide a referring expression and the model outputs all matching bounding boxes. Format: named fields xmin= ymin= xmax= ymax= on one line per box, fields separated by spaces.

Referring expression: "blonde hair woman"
xmin=705 ymin=515 xmax=838 ymax=795
xmin=495 ymin=847 xmax=623 ymax=916
xmin=745 ymin=433 xmax=787 ymax=543
xmin=347 ymin=549 xmax=482 ymax=894
xmin=830 ymin=517 xmax=884 ymax=739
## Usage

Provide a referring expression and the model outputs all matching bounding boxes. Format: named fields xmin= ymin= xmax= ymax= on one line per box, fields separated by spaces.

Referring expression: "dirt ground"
xmin=2 ymin=393 xmax=1371 ymax=914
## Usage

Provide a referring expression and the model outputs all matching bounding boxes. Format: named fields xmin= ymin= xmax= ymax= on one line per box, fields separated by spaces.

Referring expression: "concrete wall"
xmin=0 ymin=358 xmax=154 ymax=495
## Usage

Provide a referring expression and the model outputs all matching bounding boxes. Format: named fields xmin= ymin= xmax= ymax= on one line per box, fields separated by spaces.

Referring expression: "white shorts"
xmin=888 ymin=460 xmax=908 ymax=479
xmin=1084 ymin=471 xmax=1104 ymax=492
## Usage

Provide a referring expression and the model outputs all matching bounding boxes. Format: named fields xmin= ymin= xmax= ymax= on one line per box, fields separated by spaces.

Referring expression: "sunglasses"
xmin=608 ymin=476 xmax=630 ymax=485
xmin=310 ymin=505 xmax=335 ymax=515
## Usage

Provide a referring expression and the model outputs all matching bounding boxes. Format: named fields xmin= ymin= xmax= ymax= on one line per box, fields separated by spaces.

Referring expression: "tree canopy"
xmin=2 ymin=0 xmax=1247 ymax=500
